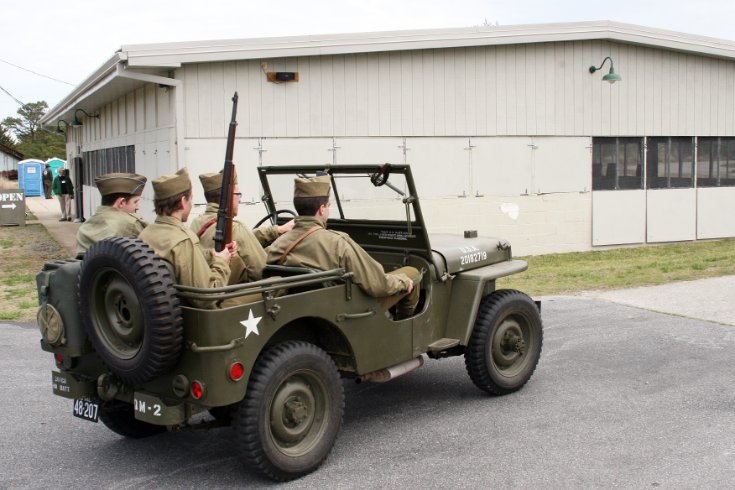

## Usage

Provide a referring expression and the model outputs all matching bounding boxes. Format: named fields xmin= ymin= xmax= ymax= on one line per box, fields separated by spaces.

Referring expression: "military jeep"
xmin=36 ymin=164 xmax=542 ymax=482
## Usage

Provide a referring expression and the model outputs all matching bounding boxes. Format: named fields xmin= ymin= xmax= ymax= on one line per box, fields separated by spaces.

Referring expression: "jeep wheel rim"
xmin=90 ymin=269 xmax=145 ymax=360
xmin=269 ymin=371 xmax=329 ymax=457
xmin=491 ymin=316 xmax=530 ymax=377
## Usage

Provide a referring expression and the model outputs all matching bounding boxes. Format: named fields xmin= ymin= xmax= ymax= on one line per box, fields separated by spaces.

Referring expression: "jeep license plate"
xmin=72 ymin=398 xmax=99 ymax=423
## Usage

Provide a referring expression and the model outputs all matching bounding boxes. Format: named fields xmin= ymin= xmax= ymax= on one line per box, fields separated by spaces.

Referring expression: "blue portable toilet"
xmin=45 ymin=158 xmax=66 ymax=179
xmin=18 ymin=159 xmax=44 ymax=197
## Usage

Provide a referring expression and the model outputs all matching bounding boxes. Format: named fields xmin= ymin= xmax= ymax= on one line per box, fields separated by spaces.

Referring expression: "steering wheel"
xmin=253 ymin=209 xmax=297 ymax=229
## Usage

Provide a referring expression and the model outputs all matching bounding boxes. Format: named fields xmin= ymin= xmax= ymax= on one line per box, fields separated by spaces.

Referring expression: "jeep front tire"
xmin=465 ymin=289 xmax=543 ymax=395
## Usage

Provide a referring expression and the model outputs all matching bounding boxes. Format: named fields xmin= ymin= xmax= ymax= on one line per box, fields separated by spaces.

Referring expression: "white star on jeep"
xmin=240 ymin=309 xmax=262 ymax=339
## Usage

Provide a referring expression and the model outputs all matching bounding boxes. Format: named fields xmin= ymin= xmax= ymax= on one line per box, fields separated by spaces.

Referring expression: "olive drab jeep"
xmin=36 ymin=164 xmax=543 ymax=482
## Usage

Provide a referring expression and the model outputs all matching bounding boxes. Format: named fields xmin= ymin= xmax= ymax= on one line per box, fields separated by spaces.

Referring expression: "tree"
xmin=0 ymin=123 xmax=15 ymax=149
xmin=2 ymin=101 xmax=65 ymax=160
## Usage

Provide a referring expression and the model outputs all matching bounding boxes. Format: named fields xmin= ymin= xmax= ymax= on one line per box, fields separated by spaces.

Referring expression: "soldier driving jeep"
xmin=265 ymin=175 xmax=421 ymax=319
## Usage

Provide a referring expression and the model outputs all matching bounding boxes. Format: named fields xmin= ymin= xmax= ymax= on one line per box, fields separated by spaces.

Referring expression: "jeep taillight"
xmin=54 ymin=354 xmax=63 ymax=364
xmin=229 ymin=361 xmax=245 ymax=381
xmin=190 ymin=380 xmax=206 ymax=400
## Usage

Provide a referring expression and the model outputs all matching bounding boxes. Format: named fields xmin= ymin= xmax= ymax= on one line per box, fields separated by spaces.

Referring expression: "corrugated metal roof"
xmin=42 ymin=20 xmax=735 ymax=125
xmin=0 ymin=142 xmax=24 ymax=161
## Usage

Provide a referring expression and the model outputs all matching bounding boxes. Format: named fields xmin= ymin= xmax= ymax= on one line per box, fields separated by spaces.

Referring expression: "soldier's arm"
xmin=339 ymin=237 xmax=409 ymax=298
xmin=171 ymin=240 xmax=231 ymax=309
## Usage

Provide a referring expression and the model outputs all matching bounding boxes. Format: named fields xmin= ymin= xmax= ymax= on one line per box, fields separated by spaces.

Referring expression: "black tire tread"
xmin=233 ymin=341 xmax=344 ymax=482
xmin=465 ymin=289 xmax=543 ymax=395
xmin=98 ymin=401 xmax=166 ymax=439
xmin=79 ymin=237 xmax=183 ymax=385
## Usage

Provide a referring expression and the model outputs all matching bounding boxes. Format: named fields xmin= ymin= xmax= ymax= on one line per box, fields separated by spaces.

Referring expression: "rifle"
xmin=213 ymin=92 xmax=239 ymax=252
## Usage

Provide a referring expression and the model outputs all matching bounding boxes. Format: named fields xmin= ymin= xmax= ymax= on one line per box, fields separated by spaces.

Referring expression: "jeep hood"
xmin=430 ymin=234 xmax=512 ymax=275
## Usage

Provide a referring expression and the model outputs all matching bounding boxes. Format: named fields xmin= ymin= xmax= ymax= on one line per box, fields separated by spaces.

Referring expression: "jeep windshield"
xmin=257 ymin=164 xmax=433 ymax=257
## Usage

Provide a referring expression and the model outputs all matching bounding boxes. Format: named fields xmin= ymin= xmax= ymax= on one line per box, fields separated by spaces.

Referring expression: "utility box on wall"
xmin=0 ymin=188 xmax=26 ymax=226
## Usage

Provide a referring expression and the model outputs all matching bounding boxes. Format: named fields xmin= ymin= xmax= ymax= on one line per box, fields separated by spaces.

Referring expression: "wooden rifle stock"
xmin=214 ymin=92 xmax=238 ymax=252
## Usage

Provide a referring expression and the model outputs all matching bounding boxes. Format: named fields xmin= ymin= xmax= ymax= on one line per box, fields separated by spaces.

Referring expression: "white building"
xmin=0 ymin=143 xmax=23 ymax=174
xmin=41 ymin=21 xmax=735 ymax=255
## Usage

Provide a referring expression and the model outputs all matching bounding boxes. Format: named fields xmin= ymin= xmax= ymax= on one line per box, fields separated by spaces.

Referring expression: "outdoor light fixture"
xmin=589 ymin=56 xmax=622 ymax=84
xmin=71 ymin=108 xmax=99 ymax=127
xmin=55 ymin=119 xmax=71 ymax=133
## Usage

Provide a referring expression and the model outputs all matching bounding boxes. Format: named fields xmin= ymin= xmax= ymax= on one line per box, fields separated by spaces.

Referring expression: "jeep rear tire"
xmin=234 ymin=341 xmax=344 ymax=481
xmin=79 ymin=237 xmax=183 ymax=385
xmin=99 ymin=400 xmax=166 ymax=439
xmin=465 ymin=289 xmax=543 ymax=395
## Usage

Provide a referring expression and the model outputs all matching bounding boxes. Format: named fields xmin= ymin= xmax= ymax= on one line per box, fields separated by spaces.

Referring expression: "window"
xmin=592 ymin=138 xmax=643 ymax=190
xmin=82 ymin=145 xmax=136 ymax=186
xmin=646 ymin=137 xmax=694 ymax=189
xmin=697 ymin=137 xmax=735 ymax=187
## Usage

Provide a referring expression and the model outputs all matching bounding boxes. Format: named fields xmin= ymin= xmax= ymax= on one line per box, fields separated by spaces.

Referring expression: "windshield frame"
xmin=257 ymin=164 xmax=433 ymax=258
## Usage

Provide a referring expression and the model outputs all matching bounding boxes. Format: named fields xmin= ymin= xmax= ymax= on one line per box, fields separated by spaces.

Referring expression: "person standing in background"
xmin=42 ymin=164 xmax=53 ymax=199
xmin=52 ymin=168 xmax=74 ymax=221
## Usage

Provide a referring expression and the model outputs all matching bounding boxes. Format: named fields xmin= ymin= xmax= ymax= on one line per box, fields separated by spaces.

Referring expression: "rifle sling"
xmin=279 ymin=226 xmax=321 ymax=265
xmin=196 ymin=217 xmax=218 ymax=238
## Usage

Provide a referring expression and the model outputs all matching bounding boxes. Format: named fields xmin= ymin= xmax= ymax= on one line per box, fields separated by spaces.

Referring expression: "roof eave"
xmin=121 ymin=20 xmax=735 ymax=67
xmin=41 ymin=52 xmax=125 ymax=126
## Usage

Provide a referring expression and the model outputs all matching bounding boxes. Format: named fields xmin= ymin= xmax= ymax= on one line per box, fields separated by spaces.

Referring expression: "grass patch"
xmin=3 ymin=272 xmax=34 ymax=286
xmin=1 ymin=218 xmax=734 ymax=322
xmin=0 ymin=311 xmax=22 ymax=321
xmin=0 ymin=223 xmax=64 ymax=322
xmin=497 ymin=239 xmax=735 ymax=296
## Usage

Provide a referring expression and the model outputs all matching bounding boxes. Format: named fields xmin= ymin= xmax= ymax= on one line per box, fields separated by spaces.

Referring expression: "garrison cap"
xmin=152 ymin=168 xmax=192 ymax=200
xmin=199 ymin=169 xmax=238 ymax=193
xmin=294 ymin=175 xmax=331 ymax=198
xmin=94 ymin=172 xmax=147 ymax=196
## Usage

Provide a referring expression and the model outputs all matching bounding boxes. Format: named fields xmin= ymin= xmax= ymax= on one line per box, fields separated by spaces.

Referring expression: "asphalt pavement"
xmin=6 ymin=194 xmax=734 ymax=487
xmin=2 ymin=295 xmax=733 ymax=488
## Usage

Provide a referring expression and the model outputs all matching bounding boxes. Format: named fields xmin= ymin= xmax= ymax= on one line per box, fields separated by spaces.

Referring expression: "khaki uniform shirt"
xmin=190 ymin=203 xmax=279 ymax=283
xmin=138 ymin=215 xmax=230 ymax=309
xmin=76 ymin=206 xmax=148 ymax=254
xmin=266 ymin=216 xmax=411 ymax=298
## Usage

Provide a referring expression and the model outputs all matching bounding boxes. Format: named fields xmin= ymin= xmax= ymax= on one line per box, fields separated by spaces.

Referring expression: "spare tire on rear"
xmin=79 ymin=237 xmax=183 ymax=385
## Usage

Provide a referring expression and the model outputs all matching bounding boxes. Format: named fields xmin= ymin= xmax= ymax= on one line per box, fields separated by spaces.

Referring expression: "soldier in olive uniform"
xmin=75 ymin=172 xmax=149 ymax=255
xmin=266 ymin=175 xmax=421 ymax=319
xmin=191 ymin=170 xmax=294 ymax=284
xmin=138 ymin=168 xmax=236 ymax=309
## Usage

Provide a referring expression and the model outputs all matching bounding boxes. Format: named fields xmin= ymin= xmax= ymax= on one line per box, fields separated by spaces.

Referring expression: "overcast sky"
xmin=2 ymin=0 xmax=735 ymax=122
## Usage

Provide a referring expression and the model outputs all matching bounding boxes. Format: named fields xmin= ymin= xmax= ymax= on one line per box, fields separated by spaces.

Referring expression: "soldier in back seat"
xmin=75 ymin=173 xmax=148 ymax=255
xmin=191 ymin=170 xmax=293 ymax=284
xmin=265 ymin=176 xmax=421 ymax=319
xmin=138 ymin=168 xmax=235 ymax=309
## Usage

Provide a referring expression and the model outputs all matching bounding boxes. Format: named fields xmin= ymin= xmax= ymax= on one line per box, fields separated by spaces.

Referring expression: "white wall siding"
xmin=592 ymin=190 xmax=647 ymax=246
xmin=179 ymin=40 xmax=735 ymax=139
xmin=697 ymin=187 xmax=735 ymax=239
xmin=646 ymin=189 xmax=697 ymax=243
xmin=181 ymin=135 xmax=594 ymax=256
xmin=65 ymin=83 xmax=176 ymax=220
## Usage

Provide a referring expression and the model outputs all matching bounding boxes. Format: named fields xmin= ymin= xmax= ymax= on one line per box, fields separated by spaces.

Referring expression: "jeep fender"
xmin=443 ymin=259 xmax=528 ymax=344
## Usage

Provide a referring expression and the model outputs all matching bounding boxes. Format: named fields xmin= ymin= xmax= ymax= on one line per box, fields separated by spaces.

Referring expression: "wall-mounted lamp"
xmin=589 ymin=56 xmax=622 ymax=84
xmin=56 ymin=119 xmax=71 ymax=133
xmin=71 ymin=108 xmax=100 ymax=127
